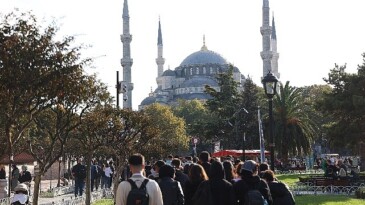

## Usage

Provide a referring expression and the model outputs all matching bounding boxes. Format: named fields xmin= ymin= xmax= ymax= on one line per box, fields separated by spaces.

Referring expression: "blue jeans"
xmin=74 ymin=178 xmax=85 ymax=197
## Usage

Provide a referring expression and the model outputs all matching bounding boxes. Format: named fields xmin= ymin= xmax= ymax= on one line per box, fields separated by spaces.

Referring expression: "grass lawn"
xmin=295 ymin=195 xmax=364 ymax=205
xmin=92 ymin=199 xmax=114 ymax=205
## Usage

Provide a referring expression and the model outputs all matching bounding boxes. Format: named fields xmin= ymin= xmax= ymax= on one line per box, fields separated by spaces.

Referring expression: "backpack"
xmin=244 ymin=183 xmax=268 ymax=205
xmin=127 ymin=179 xmax=149 ymax=205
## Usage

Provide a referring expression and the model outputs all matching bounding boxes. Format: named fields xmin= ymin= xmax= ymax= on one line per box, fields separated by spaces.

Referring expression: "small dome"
xmin=162 ymin=69 xmax=176 ymax=76
xmin=181 ymin=76 xmax=218 ymax=88
xmin=180 ymin=50 xmax=227 ymax=66
xmin=140 ymin=96 xmax=156 ymax=106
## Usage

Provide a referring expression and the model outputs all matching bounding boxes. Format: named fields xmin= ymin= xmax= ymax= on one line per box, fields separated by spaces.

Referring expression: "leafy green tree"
xmin=204 ymin=65 xmax=241 ymax=148
xmin=272 ymin=81 xmax=318 ymax=164
xmin=143 ymin=103 xmax=189 ymax=158
xmin=0 ymin=10 xmax=92 ymax=174
xmin=319 ymin=56 xmax=365 ymax=170
xmin=73 ymin=103 xmax=120 ymax=205
xmin=237 ymin=77 xmax=262 ymax=151
xmin=172 ymin=99 xmax=213 ymax=152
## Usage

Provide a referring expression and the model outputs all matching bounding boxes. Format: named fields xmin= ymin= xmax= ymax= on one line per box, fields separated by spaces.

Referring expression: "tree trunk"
xmin=360 ymin=141 xmax=365 ymax=172
xmin=32 ymin=174 xmax=42 ymax=205
xmin=85 ymin=152 xmax=92 ymax=205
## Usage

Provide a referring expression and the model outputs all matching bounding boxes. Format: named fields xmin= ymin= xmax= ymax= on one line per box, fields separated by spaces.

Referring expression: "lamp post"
xmin=233 ymin=107 xmax=249 ymax=161
xmin=262 ymin=72 xmax=278 ymax=171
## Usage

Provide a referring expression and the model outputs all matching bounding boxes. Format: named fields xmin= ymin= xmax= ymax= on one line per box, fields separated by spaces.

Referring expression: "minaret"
xmin=271 ymin=15 xmax=280 ymax=79
xmin=260 ymin=0 xmax=273 ymax=78
xmin=121 ymin=0 xmax=133 ymax=109
xmin=156 ymin=18 xmax=165 ymax=88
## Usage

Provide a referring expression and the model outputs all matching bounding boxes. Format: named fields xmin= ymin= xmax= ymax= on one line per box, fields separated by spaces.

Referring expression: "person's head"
xmin=128 ymin=154 xmax=145 ymax=173
xmin=171 ymin=158 xmax=182 ymax=169
xmin=199 ymin=151 xmax=210 ymax=163
xmin=12 ymin=164 xmax=17 ymax=169
xmin=14 ymin=183 xmax=28 ymax=195
xmin=223 ymin=160 xmax=235 ymax=181
xmin=262 ymin=170 xmax=275 ymax=182
xmin=189 ymin=164 xmax=208 ymax=184
xmin=259 ymin=162 xmax=269 ymax=172
xmin=209 ymin=161 xmax=225 ymax=180
xmin=159 ymin=165 xmax=175 ymax=179
xmin=77 ymin=158 xmax=82 ymax=164
xmin=21 ymin=165 xmax=27 ymax=171
xmin=241 ymin=160 xmax=258 ymax=177
xmin=185 ymin=156 xmax=193 ymax=162
xmin=154 ymin=160 xmax=166 ymax=173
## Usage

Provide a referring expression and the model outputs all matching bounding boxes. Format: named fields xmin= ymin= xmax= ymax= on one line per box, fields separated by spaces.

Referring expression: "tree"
xmin=319 ymin=55 xmax=365 ymax=170
xmin=74 ymin=103 xmax=120 ymax=205
xmin=272 ymin=81 xmax=318 ymax=164
xmin=204 ymin=65 xmax=241 ymax=148
xmin=237 ymin=77 xmax=262 ymax=151
xmin=143 ymin=103 xmax=189 ymax=158
xmin=0 ymin=10 xmax=91 ymax=163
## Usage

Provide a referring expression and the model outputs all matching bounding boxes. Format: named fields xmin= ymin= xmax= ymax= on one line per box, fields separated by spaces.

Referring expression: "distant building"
xmin=119 ymin=0 xmax=280 ymax=110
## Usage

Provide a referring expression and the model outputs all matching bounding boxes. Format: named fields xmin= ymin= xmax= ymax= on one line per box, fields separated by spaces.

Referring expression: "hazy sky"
xmin=2 ymin=0 xmax=365 ymax=110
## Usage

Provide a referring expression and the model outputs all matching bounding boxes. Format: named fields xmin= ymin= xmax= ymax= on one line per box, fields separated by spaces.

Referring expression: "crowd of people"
xmin=115 ymin=151 xmax=296 ymax=205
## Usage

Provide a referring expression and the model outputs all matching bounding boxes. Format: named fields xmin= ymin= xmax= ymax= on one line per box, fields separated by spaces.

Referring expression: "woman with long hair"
xmin=183 ymin=164 xmax=208 ymax=205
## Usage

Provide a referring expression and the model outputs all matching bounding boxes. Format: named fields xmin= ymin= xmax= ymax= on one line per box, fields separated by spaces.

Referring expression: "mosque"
xmin=119 ymin=0 xmax=279 ymax=110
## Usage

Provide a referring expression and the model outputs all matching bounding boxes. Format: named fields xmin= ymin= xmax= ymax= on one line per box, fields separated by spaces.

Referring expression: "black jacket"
xmin=267 ymin=181 xmax=295 ymax=205
xmin=209 ymin=178 xmax=235 ymax=205
xmin=233 ymin=175 xmax=273 ymax=205
xmin=183 ymin=179 xmax=203 ymax=205
xmin=158 ymin=177 xmax=184 ymax=205
xmin=18 ymin=171 xmax=32 ymax=183
xmin=175 ymin=170 xmax=189 ymax=188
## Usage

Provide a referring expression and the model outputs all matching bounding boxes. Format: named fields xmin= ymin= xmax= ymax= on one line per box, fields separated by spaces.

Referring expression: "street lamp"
xmin=262 ymin=72 xmax=278 ymax=171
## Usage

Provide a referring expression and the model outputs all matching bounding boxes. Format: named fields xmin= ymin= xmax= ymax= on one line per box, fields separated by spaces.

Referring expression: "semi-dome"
xmin=162 ymin=69 xmax=176 ymax=76
xmin=180 ymin=76 xmax=218 ymax=88
xmin=140 ymin=96 xmax=156 ymax=106
xmin=180 ymin=49 xmax=227 ymax=66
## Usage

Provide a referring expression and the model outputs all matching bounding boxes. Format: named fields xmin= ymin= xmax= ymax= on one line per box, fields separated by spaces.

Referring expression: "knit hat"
xmin=241 ymin=160 xmax=257 ymax=173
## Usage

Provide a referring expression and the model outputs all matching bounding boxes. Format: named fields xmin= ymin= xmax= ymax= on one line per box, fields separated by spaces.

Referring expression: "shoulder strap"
xmin=140 ymin=179 xmax=149 ymax=190
xmin=127 ymin=179 xmax=138 ymax=189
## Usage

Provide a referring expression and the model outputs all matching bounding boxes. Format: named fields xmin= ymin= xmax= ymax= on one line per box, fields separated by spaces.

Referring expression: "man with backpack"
xmin=115 ymin=153 xmax=163 ymax=205
xmin=233 ymin=160 xmax=273 ymax=205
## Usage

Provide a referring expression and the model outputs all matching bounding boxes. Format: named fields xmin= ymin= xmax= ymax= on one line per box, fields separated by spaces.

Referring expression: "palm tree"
xmin=273 ymin=81 xmax=318 ymax=164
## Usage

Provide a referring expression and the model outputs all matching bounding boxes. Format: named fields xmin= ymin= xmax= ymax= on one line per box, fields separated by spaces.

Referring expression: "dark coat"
xmin=267 ymin=181 xmax=295 ymax=205
xmin=158 ymin=177 xmax=184 ymax=205
xmin=209 ymin=178 xmax=235 ymax=205
xmin=175 ymin=170 xmax=189 ymax=188
xmin=233 ymin=175 xmax=273 ymax=205
xmin=183 ymin=179 xmax=202 ymax=205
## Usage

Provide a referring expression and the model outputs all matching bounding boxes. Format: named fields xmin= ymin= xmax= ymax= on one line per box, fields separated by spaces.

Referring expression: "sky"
xmin=2 ymin=0 xmax=365 ymax=110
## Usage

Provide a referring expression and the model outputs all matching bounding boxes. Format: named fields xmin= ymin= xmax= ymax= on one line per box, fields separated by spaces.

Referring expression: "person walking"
xmin=11 ymin=164 xmax=20 ymax=191
xmin=115 ymin=153 xmax=163 ymax=205
xmin=0 ymin=165 xmax=6 ymax=179
xmin=158 ymin=165 xmax=184 ymax=205
xmin=71 ymin=158 xmax=86 ymax=197
xmin=172 ymin=158 xmax=189 ymax=188
xmin=197 ymin=161 xmax=235 ymax=205
xmin=183 ymin=164 xmax=208 ymax=205
xmin=18 ymin=165 xmax=32 ymax=195
xmin=262 ymin=170 xmax=295 ymax=205
xmin=233 ymin=160 xmax=273 ymax=205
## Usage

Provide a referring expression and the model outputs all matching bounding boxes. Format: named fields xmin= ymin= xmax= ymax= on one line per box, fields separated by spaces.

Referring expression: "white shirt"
xmin=115 ymin=172 xmax=163 ymax=205
xmin=104 ymin=167 xmax=113 ymax=177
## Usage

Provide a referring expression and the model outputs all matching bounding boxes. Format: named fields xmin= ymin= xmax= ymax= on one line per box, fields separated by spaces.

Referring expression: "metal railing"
xmin=292 ymin=182 xmax=365 ymax=196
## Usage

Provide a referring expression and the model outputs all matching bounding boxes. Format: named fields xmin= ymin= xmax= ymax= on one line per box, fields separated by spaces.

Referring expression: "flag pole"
xmin=258 ymin=107 xmax=265 ymax=163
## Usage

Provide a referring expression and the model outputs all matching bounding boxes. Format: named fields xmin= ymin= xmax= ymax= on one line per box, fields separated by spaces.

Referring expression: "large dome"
xmin=180 ymin=49 xmax=227 ymax=66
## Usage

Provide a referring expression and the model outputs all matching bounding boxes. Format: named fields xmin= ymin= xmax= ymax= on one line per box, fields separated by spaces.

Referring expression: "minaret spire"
xmin=271 ymin=14 xmax=280 ymax=78
xmin=201 ymin=35 xmax=208 ymax=51
xmin=260 ymin=0 xmax=273 ymax=78
xmin=121 ymin=0 xmax=133 ymax=109
xmin=156 ymin=17 xmax=165 ymax=87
